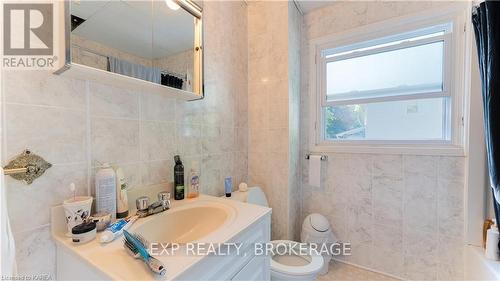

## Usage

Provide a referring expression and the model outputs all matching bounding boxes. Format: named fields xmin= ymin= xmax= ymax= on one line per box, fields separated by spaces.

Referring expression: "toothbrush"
xmin=123 ymin=230 xmax=166 ymax=276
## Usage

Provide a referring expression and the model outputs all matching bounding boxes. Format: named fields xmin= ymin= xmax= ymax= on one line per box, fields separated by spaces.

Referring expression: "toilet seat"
xmin=270 ymin=240 xmax=324 ymax=276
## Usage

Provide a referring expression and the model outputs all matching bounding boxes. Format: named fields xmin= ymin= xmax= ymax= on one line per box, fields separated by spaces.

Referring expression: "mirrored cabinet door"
xmin=56 ymin=0 xmax=203 ymax=98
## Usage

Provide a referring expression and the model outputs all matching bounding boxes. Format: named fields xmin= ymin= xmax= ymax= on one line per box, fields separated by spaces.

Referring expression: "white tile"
xmin=373 ymin=176 xmax=403 ymax=227
xmin=347 ymin=242 xmax=372 ymax=268
xmin=5 ymin=104 xmax=87 ymax=165
xmin=404 ymin=196 xmax=437 ymax=233
xmin=438 ymin=235 xmax=464 ymax=269
xmin=439 ymin=156 xmax=465 ymax=181
xmin=404 ymin=255 xmax=437 ymax=281
xmin=371 ymin=247 xmax=404 ymax=277
xmin=438 ymin=180 xmax=464 ymax=238
xmin=89 ymin=82 xmax=139 ymax=119
xmin=403 ymin=155 xmax=438 ymax=178
xmin=268 ymin=128 xmax=288 ymax=153
xmin=14 ymin=226 xmax=55 ymax=279
xmin=141 ymin=93 xmax=176 ymax=122
xmin=140 ymin=121 xmax=176 ymax=161
xmin=344 ymin=154 xmax=373 ymax=176
xmin=176 ymin=98 xmax=202 ymax=125
xmin=403 ymin=229 xmax=438 ymax=258
xmin=4 ymin=70 xmax=86 ymax=110
xmin=437 ymin=262 xmax=464 ymax=281
xmin=249 ymin=129 xmax=268 ymax=152
xmin=234 ymin=127 xmax=248 ymax=153
xmin=329 ymin=172 xmax=371 ymax=206
xmin=141 ymin=160 xmax=173 ymax=186
xmin=91 ymin=118 xmax=140 ymax=164
xmin=405 ymin=173 xmax=437 ymax=202
xmin=202 ymin=126 xmax=235 ymax=154
xmin=7 ymin=163 xmax=87 ymax=233
xmin=318 ymin=262 xmax=400 ymax=281
xmin=347 ymin=204 xmax=372 ymax=241
xmin=373 ymin=155 xmax=402 ymax=178
xmin=176 ymin=123 xmax=202 ymax=157
xmin=373 ymin=223 xmax=402 ymax=249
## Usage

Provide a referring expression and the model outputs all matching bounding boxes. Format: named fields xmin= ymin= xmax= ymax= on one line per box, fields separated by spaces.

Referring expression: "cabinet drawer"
xmin=231 ymin=256 xmax=269 ymax=281
xmin=176 ymin=214 xmax=270 ymax=280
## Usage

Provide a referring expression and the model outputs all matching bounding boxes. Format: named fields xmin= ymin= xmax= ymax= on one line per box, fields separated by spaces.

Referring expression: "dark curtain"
xmin=472 ymin=1 xmax=500 ymax=245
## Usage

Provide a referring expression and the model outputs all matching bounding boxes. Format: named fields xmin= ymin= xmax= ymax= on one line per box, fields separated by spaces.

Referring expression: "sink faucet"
xmin=136 ymin=192 xmax=171 ymax=218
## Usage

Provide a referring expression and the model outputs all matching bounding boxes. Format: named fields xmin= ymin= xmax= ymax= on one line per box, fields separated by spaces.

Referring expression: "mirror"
xmin=68 ymin=0 xmax=203 ymax=95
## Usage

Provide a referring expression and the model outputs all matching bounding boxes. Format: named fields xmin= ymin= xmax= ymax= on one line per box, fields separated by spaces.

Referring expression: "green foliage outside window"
xmin=325 ymin=105 xmax=365 ymax=139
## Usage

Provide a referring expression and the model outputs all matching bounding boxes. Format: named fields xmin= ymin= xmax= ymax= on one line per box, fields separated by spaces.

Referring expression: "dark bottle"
xmin=174 ymin=155 xmax=185 ymax=200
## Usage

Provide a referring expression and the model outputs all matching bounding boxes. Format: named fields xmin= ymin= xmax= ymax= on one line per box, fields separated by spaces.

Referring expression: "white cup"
xmin=63 ymin=196 xmax=93 ymax=236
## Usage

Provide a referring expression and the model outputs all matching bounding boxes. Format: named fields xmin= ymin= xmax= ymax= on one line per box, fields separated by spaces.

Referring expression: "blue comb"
xmin=123 ymin=230 xmax=166 ymax=276
xmin=123 ymin=230 xmax=150 ymax=261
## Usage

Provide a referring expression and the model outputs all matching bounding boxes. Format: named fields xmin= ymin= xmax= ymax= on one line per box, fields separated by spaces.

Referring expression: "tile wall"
xmin=247 ymin=1 xmax=302 ymax=241
xmin=1 ymin=1 xmax=247 ymax=277
xmin=299 ymin=2 xmax=465 ymax=280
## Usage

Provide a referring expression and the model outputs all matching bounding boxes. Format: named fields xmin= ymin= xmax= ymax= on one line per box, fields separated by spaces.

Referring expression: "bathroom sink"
xmin=133 ymin=201 xmax=236 ymax=244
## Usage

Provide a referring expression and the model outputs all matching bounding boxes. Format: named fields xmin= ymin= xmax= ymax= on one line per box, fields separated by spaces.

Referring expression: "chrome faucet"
xmin=136 ymin=192 xmax=171 ymax=218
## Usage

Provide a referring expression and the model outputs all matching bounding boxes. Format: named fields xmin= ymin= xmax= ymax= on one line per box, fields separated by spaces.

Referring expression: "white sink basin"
xmin=133 ymin=201 xmax=236 ymax=244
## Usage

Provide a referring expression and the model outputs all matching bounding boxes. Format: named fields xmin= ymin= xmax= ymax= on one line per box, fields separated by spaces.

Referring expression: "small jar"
xmin=92 ymin=212 xmax=111 ymax=232
xmin=72 ymin=221 xmax=97 ymax=244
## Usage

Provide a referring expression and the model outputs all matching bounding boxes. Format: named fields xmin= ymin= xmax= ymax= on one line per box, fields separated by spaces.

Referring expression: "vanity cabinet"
xmin=52 ymin=197 xmax=271 ymax=281
xmin=176 ymin=214 xmax=271 ymax=281
xmin=231 ymin=255 xmax=268 ymax=281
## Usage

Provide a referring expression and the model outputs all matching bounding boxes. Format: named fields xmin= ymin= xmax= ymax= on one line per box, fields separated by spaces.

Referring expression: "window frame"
xmin=321 ymin=27 xmax=451 ymax=106
xmin=308 ymin=5 xmax=471 ymax=156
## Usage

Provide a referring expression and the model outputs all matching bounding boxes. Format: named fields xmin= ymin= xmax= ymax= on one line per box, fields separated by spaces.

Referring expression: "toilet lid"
xmin=270 ymin=240 xmax=324 ymax=276
xmin=309 ymin=213 xmax=330 ymax=232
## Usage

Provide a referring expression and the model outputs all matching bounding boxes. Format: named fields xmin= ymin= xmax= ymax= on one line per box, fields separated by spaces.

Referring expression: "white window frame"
xmin=308 ymin=4 xmax=471 ymax=156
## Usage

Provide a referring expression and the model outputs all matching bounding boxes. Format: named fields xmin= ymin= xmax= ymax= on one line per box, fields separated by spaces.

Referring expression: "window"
xmin=319 ymin=23 xmax=454 ymax=143
xmin=310 ymin=10 xmax=465 ymax=153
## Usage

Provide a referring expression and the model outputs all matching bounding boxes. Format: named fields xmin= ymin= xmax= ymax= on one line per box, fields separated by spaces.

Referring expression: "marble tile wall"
xmin=300 ymin=2 xmax=465 ymax=280
xmin=302 ymin=155 xmax=465 ymax=280
xmin=1 ymin=1 xmax=247 ymax=277
xmin=247 ymin=1 xmax=302 ymax=241
xmin=287 ymin=1 xmax=302 ymax=240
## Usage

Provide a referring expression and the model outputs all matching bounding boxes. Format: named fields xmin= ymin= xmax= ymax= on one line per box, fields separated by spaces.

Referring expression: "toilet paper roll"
xmin=308 ymin=155 xmax=321 ymax=188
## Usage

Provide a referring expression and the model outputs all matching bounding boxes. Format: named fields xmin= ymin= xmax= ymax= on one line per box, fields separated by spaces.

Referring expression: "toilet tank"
xmin=229 ymin=186 xmax=269 ymax=207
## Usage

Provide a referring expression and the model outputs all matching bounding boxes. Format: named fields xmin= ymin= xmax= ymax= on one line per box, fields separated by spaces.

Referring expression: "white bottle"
xmin=187 ymin=165 xmax=199 ymax=199
xmin=485 ymin=219 xmax=500 ymax=260
xmin=115 ymin=167 xmax=129 ymax=219
xmin=95 ymin=163 xmax=117 ymax=220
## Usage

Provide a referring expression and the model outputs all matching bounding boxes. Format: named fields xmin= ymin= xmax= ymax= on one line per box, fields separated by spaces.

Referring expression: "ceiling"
xmin=295 ymin=0 xmax=337 ymax=14
xmin=71 ymin=0 xmax=195 ymax=59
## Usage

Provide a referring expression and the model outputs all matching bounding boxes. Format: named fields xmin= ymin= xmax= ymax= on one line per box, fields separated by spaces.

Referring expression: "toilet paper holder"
xmin=305 ymin=154 xmax=328 ymax=161
xmin=3 ymin=149 xmax=52 ymax=184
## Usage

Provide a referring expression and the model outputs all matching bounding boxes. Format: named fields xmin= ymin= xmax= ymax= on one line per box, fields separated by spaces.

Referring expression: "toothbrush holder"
xmin=63 ymin=196 xmax=93 ymax=237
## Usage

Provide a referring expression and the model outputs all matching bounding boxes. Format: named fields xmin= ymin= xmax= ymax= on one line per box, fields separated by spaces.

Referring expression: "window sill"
xmin=311 ymin=142 xmax=465 ymax=156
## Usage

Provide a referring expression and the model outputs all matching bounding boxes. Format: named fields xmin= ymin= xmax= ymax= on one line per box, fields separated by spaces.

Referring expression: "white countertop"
xmin=51 ymin=194 xmax=271 ymax=281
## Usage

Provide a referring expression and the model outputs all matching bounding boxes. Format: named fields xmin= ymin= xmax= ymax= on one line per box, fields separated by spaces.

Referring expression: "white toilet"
xmin=229 ymin=186 xmax=324 ymax=281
